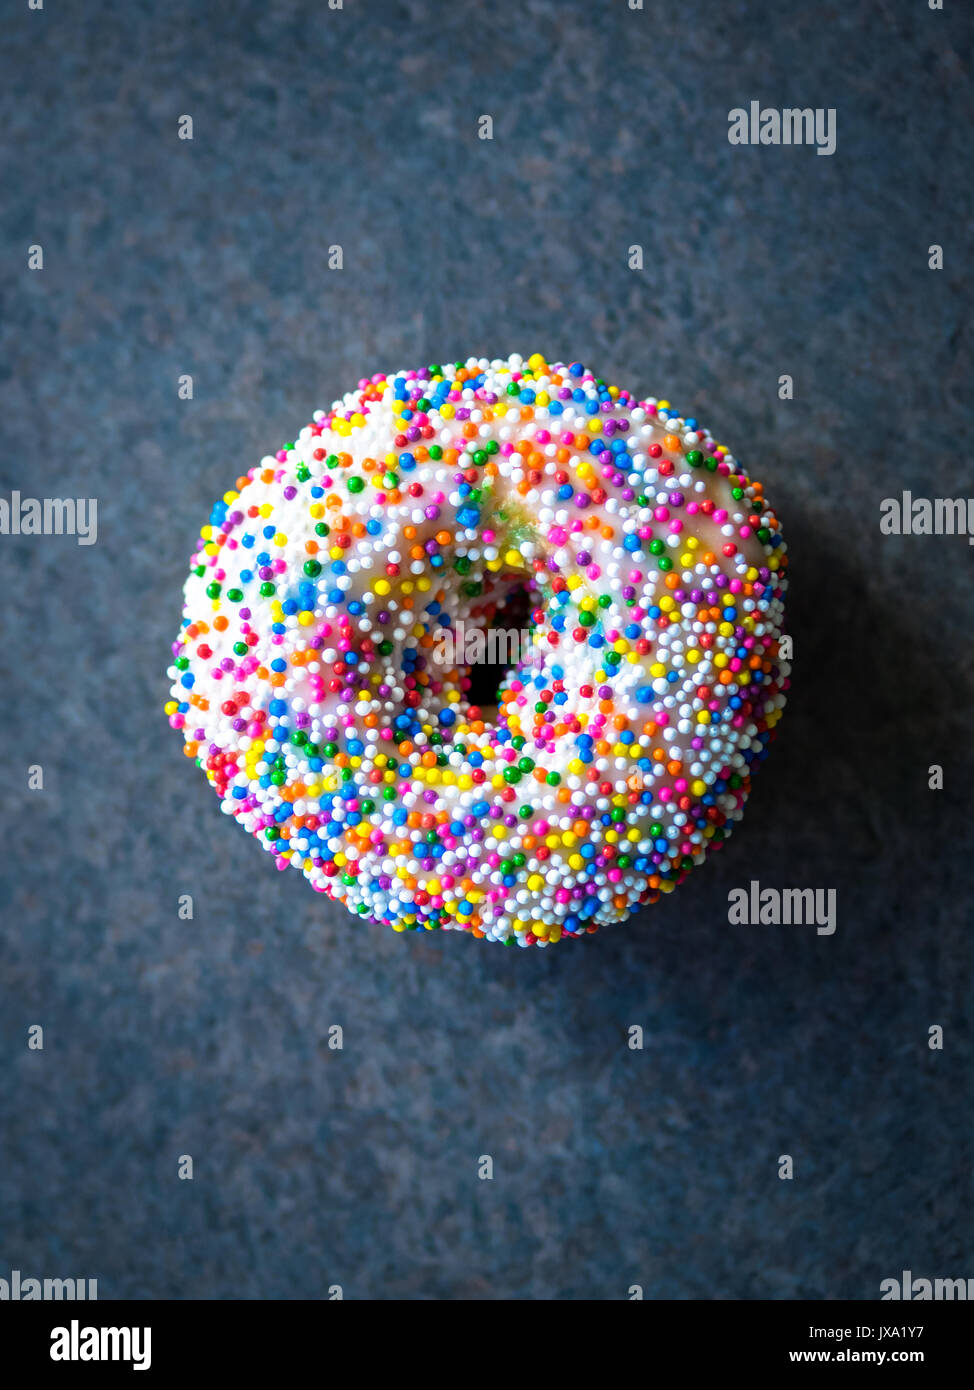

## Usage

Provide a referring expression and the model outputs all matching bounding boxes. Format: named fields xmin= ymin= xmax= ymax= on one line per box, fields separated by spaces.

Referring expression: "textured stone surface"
xmin=1 ymin=0 xmax=972 ymax=1299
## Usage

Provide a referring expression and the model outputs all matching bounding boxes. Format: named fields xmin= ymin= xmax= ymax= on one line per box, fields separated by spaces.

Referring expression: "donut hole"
xmin=461 ymin=581 xmax=533 ymax=715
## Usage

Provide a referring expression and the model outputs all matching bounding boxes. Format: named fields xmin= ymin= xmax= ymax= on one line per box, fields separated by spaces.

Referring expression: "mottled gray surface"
xmin=1 ymin=0 xmax=972 ymax=1299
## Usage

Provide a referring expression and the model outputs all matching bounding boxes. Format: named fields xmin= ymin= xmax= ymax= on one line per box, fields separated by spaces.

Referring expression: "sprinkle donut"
xmin=167 ymin=354 xmax=789 ymax=946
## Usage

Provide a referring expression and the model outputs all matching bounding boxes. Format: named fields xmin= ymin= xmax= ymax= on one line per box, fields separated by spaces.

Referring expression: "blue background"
xmin=1 ymin=0 xmax=972 ymax=1298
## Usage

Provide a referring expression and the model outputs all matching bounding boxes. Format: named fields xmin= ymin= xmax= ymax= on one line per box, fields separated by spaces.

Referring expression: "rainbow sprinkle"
xmin=166 ymin=354 xmax=789 ymax=946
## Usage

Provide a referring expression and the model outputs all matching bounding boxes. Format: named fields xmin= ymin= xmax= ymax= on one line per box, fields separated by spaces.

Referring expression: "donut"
xmin=166 ymin=353 xmax=789 ymax=946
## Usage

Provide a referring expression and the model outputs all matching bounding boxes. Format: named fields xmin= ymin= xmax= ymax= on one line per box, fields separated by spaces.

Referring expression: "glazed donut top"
xmin=167 ymin=353 xmax=789 ymax=946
